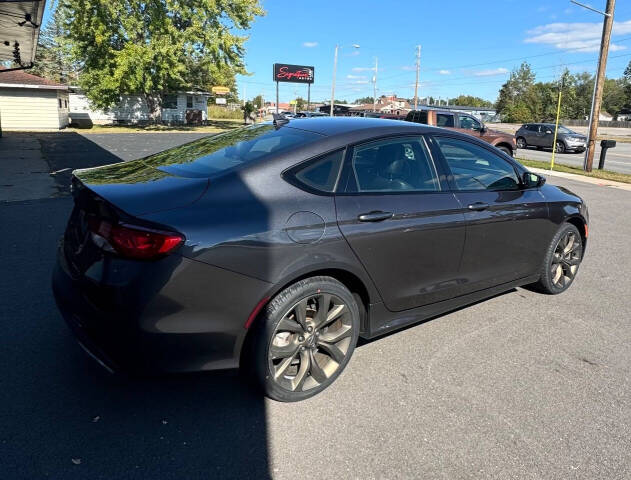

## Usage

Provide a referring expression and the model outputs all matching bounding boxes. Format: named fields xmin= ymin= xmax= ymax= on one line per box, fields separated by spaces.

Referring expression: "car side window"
xmin=458 ymin=115 xmax=481 ymax=130
xmin=290 ymin=149 xmax=345 ymax=193
xmin=434 ymin=137 xmax=520 ymax=191
xmin=351 ymin=137 xmax=440 ymax=193
xmin=436 ymin=113 xmax=455 ymax=128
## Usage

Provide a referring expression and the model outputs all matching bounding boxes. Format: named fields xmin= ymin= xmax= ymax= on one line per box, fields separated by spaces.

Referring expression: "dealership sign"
xmin=273 ymin=64 xmax=314 ymax=84
xmin=211 ymin=86 xmax=230 ymax=94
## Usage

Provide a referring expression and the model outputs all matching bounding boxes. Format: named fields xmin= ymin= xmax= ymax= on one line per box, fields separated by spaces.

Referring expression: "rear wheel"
xmin=251 ymin=276 xmax=360 ymax=402
xmin=516 ymin=137 xmax=527 ymax=149
xmin=497 ymin=145 xmax=513 ymax=157
xmin=531 ymin=223 xmax=583 ymax=294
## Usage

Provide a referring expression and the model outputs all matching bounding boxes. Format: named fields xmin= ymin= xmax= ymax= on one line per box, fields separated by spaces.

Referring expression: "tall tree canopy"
xmin=60 ymin=0 xmax=263 ymax=119
xmin=448 ymin=95 xmax=493 ymax=108
xmin=31 ymin=7 xmax=78 ymax=83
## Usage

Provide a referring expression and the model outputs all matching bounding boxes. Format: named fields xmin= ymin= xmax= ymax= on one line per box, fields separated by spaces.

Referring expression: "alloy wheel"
xmin=268 ymin=293 xmax=353 ymax=392
xmin=516 ymin=137 xmax=526 ymax=149
xmin=550 ymin=230 xmax=582 ymax=288
xmin=555 ymin=141 xmax=565 ymax=153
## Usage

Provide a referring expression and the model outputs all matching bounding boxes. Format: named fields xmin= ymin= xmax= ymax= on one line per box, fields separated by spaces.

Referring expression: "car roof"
xmin=273 ymin=116 xmax=432 ymax=137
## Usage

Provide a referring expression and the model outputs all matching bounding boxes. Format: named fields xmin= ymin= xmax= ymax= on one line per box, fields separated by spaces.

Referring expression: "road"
xmin=516 ymin=142 xmax=631 ymax=174
xmin=1 ymin=132 xmax=630 ymax=479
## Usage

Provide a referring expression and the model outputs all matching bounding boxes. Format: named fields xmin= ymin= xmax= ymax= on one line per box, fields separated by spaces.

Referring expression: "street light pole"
xmin=330 ymin=44 xmax=359 ymax=117
xmin=571 ymin=0 xmax=616 ymax=172
xmin=372 ymin=57 xmax=378 ymax=112
xmin=414 ymin=45 xmax=421 ymax=110
xmin=330 ymin=44 xmax=338 ymax=117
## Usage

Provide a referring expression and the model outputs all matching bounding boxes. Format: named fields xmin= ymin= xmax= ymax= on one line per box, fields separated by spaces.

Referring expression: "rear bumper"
xmin=52 ymin=243 xmax=272 ymax=374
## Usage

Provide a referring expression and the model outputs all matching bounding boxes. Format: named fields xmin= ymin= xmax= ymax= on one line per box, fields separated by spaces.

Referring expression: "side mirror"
xmin=479 ymin=125 xmax=487 ymax=133
xmin=523 ymin=172 xmax=545 ymax=188
xmin=545 ymin=130 xmax=553 ymax=134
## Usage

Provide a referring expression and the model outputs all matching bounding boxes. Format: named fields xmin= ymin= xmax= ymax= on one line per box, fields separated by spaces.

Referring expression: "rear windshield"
xmin=144 ymin=124 xmax=322 ymax=178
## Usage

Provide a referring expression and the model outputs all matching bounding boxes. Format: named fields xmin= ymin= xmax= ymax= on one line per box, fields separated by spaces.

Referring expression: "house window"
xmin=162 ymin=94 xmax=178 ymax=109
xmin=58 ymin=98 xmax=62 ymax=108
xmin=187 ymin=96 xmax=193 ymax=108
xmin=64 ymin=100 xmax=68 ymax=108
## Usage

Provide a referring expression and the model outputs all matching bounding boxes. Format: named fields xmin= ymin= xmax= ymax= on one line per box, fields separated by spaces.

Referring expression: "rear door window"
xmin=436 ymin=113 xmax=455 ymax=128
xmin=348 ymin=136 xmax=440 ymax=193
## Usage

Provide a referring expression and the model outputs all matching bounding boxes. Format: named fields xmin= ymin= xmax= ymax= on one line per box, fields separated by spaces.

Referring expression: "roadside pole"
xmin=330 ymin=45 xmax=338 ymax=117
xmin=550 ymin=75 xmax=564 ymax=170
xmin=372 ymin=57 xmax=378 ymax=112
xmin=413 ymin=45 xmax=421 ymax=110
xmin=572 ymin=0 xmax=616 ymax=172
xmin=307 ymin=83 xmax=310 ymax=112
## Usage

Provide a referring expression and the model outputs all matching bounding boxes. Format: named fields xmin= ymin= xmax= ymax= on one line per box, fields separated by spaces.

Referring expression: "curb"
xmin=529 ymin=167 xmax=631 ymax=192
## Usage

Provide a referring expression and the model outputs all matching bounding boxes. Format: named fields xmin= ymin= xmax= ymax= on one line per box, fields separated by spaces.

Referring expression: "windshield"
xmin=556 ymin=126 xmax=576 ymax=134
xmin=141 ymin=124 xmax=322 ymax=178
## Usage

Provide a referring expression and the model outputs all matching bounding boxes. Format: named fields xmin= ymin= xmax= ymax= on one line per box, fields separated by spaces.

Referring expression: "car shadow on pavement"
xmin=0 ymin=132 xmax=272 ymax=479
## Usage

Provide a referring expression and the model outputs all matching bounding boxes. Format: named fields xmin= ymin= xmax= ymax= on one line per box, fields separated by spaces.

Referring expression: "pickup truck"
xmin=405 ymin=109 xmax=516 ymax=156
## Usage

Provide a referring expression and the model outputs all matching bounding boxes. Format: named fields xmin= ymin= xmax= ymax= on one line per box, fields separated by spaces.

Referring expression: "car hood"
xmin=72 ymin=158 xmax=209 ymax=217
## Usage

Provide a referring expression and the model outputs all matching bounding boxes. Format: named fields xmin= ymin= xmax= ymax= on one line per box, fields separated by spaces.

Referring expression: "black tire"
xmin=555 ymin=140 xmax=566 ymax=154
xmin=530 ymin=223 xmax=583 ymax=295
xmin=497 ymin=145 xmax=513 ymax=157
xmin=250 ymin=276 xmax=360 ymax=402
xmin=516 ymin=137 xmax=527 ymax=149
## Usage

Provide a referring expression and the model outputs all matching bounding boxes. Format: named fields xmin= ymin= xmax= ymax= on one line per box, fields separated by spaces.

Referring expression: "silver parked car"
xmin=515 ymin=123 xmax=587 ymax=153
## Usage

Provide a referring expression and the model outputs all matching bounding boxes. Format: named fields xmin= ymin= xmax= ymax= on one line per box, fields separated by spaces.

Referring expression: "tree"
xmin=354 ymin=96 xmax=374 ymax=104
xmin=448 ymin=95 xmax=493 ymax=108
xmin=294 ymin=97 xmax=306 ymax=111
xmin=252 ymin=95 xmax=264 ymax=109
xmin=496 ymin=62 xmax=536 ymax=122
xmin=602 ymin=78 xmax=627 ymax=120
xmin=31 ymin=7 xmax=78 ymax=83
xmin=242 ymin=101 xmax=255 ymax=123
xmin=60 ymin=0 xmax=264 ymax=122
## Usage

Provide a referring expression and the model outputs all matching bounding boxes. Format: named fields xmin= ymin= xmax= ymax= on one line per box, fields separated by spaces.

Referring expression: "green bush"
xmin=207 ymin=105 xmax=243 ymax=120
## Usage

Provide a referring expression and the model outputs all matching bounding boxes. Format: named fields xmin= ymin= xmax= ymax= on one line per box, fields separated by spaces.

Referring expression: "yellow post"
xmin=550 ymin=77 xmax=564 ymax=170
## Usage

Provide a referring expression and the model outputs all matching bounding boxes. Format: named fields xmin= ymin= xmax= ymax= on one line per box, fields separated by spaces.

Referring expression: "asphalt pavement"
xmin=1 ymin=132 xmax=630 ymax=479
xmin=516 ymin=142 xmax=631 ymax=174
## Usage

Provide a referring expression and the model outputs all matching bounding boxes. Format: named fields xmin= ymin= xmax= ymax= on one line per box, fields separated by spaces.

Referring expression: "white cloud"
xmin=401 ymin=65 xmax=416 ymax=71
xmin=352 ymin=66 xmax=375 ymax=72
xmin=524 ymin=20 xmax=631 ymax=52
xmin=302 ymin=41 xmax=318 ymax=48
xmin=473 ymin=67 xmax=509 ymax=77
xmin=349 ymin=80 xmax=369 ymax=84
xmin=346 ymin=74 xmax=366 ymax=79
xmin=439 ymin=69 xmax=451 ymax=75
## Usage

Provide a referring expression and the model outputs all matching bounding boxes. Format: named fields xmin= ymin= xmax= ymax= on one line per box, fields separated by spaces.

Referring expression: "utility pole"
xmin=414 ymin=45 xmax=421 ymax=110
xmin=330 ymin=45 xmax=338 ymax=117
xmin=573 ymin=0 xmax=616 ymax=171
xmin=373 ymin=57 xmax=378 ymax=112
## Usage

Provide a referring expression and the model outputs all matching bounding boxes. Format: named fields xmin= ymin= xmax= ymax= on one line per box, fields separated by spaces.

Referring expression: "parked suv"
xmin=515 ymin=123 xmax=587 ymax=153
xmin=405 ymin=108 xmax=516 ymax=156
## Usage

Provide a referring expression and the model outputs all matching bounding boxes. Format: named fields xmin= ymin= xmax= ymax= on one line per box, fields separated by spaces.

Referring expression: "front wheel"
xmin=516 ymin=137 xmax=527 ymax=149
xmin=251 ymin=276 xmax=360 ymax=402
xmin=531 ymin=223 xmax=583 ymax=294
xmin=555 ymin=141 xmax=566 ymax=153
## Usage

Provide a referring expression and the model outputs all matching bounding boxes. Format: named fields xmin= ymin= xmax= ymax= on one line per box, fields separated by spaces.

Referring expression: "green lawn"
xmin=517 ymin=157 xmax=631 ymax=184
xmin=72 ymin=118 xmax=243 ymax=134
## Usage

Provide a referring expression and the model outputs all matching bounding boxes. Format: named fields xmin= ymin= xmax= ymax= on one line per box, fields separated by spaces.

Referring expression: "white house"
xmin=69 ymin=89 xmax=210 ymax=125
xmin=0 ymin=68 xmax=69 ymax=130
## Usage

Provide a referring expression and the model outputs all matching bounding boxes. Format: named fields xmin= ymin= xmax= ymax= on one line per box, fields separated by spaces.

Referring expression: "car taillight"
xmin=88 ymin=218 xmax=184 ymax=260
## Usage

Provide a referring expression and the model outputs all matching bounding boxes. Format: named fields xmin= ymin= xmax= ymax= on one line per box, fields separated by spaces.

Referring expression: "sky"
xmin=42 ymin=0 xmax=631 ymax=104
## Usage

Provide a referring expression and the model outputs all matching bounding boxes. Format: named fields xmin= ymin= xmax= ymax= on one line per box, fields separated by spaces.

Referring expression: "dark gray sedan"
xmin=53 ymin=117 xmax=589 ymax=402
xmin=515 ymin=123 xmax=587 ymax=153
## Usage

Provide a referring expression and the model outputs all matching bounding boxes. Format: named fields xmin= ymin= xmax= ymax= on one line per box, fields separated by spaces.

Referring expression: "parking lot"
xmin=1 ymin=132 xmax=630 ymax=479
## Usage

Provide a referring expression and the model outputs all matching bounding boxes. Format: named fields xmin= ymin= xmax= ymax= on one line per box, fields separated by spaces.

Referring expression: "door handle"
xmin=468 ymin=202 xmax=489 ymax=211
xmin=358 ymin=211 xmax=394 ymax=222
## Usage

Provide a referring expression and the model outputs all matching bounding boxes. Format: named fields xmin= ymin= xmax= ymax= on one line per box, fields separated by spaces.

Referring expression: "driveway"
xmin=1 ymin=132 xmax=630 ymax=479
